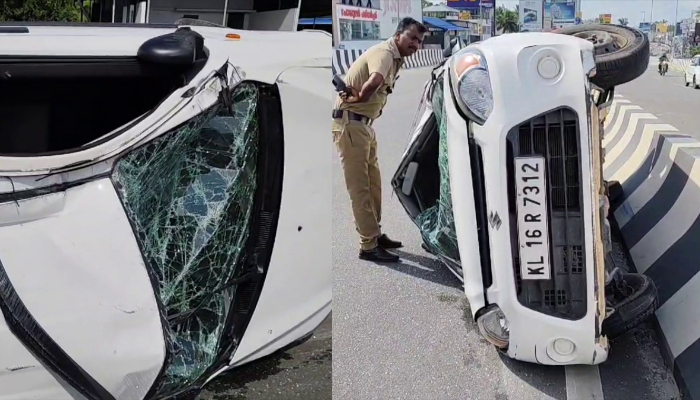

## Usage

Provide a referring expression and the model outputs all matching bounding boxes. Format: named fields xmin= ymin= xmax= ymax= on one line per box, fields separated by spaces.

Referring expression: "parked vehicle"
xmin=685 ymin=55 xmax=700 ymax=87
xmin=392 ymin=24 xmax=656 ymax=365
xmin=0 ymin=22 xmax=330 ymax=399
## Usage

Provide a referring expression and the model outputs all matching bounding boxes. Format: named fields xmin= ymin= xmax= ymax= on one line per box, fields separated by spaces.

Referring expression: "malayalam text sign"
xmin=338 ymin=4 xmax=379 ymax=21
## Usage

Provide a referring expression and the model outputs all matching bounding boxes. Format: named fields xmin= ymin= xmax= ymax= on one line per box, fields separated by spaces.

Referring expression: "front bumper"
xmin=446 ymin=37 xmax=608 ymax=365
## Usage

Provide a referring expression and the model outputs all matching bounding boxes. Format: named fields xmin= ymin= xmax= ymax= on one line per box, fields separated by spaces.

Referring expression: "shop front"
xmin=423 ymin=16 xmax=469 ymax=49
xmin=334 ymin=0 xmax=423 ymax=50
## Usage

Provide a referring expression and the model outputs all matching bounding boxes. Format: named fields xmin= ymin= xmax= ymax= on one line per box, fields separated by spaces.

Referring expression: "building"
xmin=88 ymin=0 xmax=310 ymax=31
xmin=444 ymin=0 xmax=494 ymax=37
xmin=333 ymin=0 xmax=423 ymax=49
xmin=423 ymin=4 xmax=461 ymax=21
xmin=422 ymin=16 xmax=470 ymax=49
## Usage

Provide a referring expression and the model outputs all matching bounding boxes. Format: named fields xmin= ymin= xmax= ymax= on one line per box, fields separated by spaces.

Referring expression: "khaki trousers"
xmin=333 ymin=118 xmax=382 ymax=250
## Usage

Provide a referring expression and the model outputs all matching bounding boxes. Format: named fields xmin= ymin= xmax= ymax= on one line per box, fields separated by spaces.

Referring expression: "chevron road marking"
xmin=603 ymin=113 xmax=658 ymax=167
xmin=607 ymin=124 xmax=678 ymax=183
xmin=615 ymin=138 xmax=700 ymax=228
xmin=629 ymin=161 xmax=700 ymax=274
xmin=604 ymin=99 xmax=631 ymax=129
xmin=603 ymin=105 xmax=643 ymax=147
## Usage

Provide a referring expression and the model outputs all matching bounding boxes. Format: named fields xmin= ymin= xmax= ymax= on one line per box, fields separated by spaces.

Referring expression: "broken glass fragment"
xmin=415 ymin=78 xmax=461 ymax=263
xmin=112 ymin=82 xmax=259 ymax=397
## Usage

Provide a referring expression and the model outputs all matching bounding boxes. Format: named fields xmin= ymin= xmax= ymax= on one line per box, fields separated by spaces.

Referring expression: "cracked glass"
xmin=112 ymin=82 xmax=259 ymax=397
xmin=415 ymin=78 xmax=461 ymax=264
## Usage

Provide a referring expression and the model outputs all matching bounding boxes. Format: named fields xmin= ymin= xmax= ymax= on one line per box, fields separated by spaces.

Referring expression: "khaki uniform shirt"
xmin=334 ymin=38 xmax=404 ymax=120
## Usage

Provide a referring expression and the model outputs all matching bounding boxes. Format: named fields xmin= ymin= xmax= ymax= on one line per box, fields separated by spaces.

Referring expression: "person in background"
xmin=659 ymin=52 xmax=669 ymax=73
xmin=332 ymin=17 xmax=427 ymax=262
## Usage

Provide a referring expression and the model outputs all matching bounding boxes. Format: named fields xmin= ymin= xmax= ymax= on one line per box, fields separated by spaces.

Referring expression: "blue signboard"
xmin=445 ymin=0 xmax=494 ymax=10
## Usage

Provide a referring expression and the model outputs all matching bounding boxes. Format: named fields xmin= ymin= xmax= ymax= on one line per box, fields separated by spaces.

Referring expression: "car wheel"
xmin=552 ymin=24 xmax=649 ymax=90
xmin=602 ymin=273 xmax=658 ymax=339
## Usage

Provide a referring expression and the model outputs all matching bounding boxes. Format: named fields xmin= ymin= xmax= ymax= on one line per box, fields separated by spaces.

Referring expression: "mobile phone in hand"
xmin=332 ymin=74 xmax=351 ymax=95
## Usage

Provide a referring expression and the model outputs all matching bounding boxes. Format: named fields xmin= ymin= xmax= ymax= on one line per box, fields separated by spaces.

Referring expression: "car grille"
xmin=506 ymin=108 xmax=587 ymax=320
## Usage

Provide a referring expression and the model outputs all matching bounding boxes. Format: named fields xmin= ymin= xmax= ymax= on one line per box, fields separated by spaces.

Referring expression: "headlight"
xmin=449 ymin=48 xmax=493 ymax=125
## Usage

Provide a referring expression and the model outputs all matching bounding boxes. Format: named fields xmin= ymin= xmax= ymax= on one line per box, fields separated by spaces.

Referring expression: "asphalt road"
xmin=332 ymin=67 xmax=679 ymax=400
xmin=617 ymin=61 xmax=700 ymax=139
xmin=197 ymin=314 xmax=332 ymax=400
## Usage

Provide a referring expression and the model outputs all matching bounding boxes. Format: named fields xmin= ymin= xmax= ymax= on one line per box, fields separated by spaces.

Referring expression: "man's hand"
xmin=339 ymin=73 xmax=384 ymax=104
xmin=340 ymin=86 xmax=361 ymax=103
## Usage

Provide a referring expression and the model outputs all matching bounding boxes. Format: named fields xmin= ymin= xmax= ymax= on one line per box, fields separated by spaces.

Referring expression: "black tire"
xmin=552 ymin=24 xmax=649 ymax=90
xmin=602 ymin=273 xmax=658 ymax=339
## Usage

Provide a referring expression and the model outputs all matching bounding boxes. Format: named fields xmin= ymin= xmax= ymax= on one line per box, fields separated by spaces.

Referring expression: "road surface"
xmin=197 ymin=314 xmax=332 ymax=400
xmin=332 ymin=67 xmax=679 ymax=400
xmin=617 ymin=61 xmax=700 ymax=139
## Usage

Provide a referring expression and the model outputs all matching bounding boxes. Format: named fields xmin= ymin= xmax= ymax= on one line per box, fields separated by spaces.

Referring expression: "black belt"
xmin=332 ymin=109 xmax=372 ymax=124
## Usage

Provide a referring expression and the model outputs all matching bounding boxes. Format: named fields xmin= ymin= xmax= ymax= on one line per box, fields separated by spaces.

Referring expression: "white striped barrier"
xmin=671 ymin=58 xmax=692 ymax=72
xmin=332 ymin=48 xmax=444 ymax=76
xmin=603 ymin=95 xmax=700 ymax=400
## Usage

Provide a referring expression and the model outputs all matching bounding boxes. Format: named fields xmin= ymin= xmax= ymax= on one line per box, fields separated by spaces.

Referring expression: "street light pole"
xmin=650 ymin=0 xmax=654 ymax=25
xmin=223 ymin=0 xmax=230 ymax=27
xmin=673 ymin=0 xmax=679 ymax=56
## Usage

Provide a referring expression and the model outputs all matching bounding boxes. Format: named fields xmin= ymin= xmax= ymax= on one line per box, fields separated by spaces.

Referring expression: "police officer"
xmin=332 ymin=17 xmax=427 ymax=262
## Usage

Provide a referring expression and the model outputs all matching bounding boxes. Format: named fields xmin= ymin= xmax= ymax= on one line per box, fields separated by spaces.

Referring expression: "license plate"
xmin=514 ymin=157 xmax=551 ymax=280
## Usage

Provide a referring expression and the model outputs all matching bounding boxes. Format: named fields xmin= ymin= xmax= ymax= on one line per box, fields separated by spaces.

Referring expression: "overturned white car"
xmin=393 ymin=25 xmax=656 ymax=365
xmin=0 ymin=22 xmax=330 ymax=399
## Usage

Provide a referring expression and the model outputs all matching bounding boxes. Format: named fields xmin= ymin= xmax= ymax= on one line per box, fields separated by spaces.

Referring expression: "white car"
xmin=393 ymin=25 xmax=656 ymax=365
xmin=684 ymin=55 xmax=700 ymax=87
xmin=0 ymin=22 xmax=330 ymax=399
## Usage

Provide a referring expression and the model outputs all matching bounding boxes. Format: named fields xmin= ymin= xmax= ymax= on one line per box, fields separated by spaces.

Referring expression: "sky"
xmin=435 ymin=0 xmax=700 ymax=28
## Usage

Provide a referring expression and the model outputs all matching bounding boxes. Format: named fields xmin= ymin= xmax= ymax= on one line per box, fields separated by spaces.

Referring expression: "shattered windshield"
xmin=112 ymin=82 xmax=259 ymax=397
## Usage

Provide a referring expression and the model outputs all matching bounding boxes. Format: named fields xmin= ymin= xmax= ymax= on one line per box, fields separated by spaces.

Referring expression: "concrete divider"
xmin=332 ymin=48 xmax=443 ymax=76
xmin=603 ymin=94 xmax=700 ymax=400
xmin=671 ymin=58 xmax=692 ymax=72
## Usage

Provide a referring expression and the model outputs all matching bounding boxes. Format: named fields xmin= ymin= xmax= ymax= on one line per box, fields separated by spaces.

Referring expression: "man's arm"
xmin=354 ymin=73 xmax=385 ymax=103
xmin=343 ymin=51 xmax=392 ymax=104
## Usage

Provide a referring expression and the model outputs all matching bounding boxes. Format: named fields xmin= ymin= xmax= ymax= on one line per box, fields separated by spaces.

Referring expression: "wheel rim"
xmin=572 ymin=30 xmax=626 ymax=56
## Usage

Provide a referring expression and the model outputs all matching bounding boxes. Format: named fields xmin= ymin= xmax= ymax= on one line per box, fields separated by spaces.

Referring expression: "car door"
xmin=392 ymin=73 xmax=440 ymax=221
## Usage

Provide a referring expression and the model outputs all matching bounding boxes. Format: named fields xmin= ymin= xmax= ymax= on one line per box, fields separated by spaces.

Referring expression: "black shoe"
xmin=377 ymin=233 xmax=403 ymax=249
xmin=359 ymin=246 xmax=400 ymax=262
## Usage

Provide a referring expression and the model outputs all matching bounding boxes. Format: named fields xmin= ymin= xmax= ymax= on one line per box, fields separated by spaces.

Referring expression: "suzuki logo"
xmin=488 ymin=211 xmax=502 ymax=230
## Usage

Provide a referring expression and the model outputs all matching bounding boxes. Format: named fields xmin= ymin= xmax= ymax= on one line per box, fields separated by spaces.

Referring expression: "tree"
xmin=496 ymin=5 xmax=518 ymax=33
xmin=422 ymin=0 xmax=433 ymax=8
xmin=0 ymin=0 xmax=83 ymax=22
xmin=618 ymin=18 xmax=628 ymax=26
